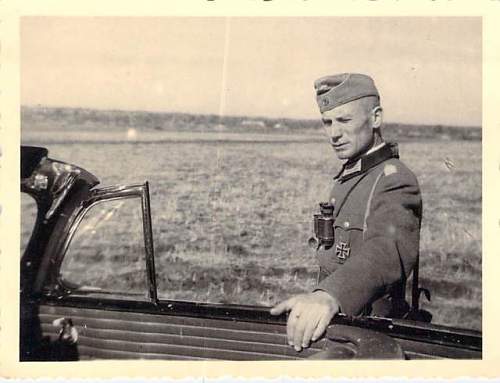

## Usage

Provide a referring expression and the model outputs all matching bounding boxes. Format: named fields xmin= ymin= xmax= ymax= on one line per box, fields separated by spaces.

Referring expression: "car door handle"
xmin=52 ymin=317 xmax=79 ymax=344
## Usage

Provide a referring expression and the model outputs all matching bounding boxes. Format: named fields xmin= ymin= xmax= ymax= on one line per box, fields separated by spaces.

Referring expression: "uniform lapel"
xmin=330 ymin=142 xmax=399 ymax=218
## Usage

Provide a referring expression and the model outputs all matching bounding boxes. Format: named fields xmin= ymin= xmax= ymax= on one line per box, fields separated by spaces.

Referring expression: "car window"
xmin=60 ymin=197 xmax=149 ymax=298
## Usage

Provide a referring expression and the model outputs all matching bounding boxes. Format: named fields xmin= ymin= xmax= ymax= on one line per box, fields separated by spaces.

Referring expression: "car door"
xmin=31 ymin=182 xmax=328 ymax=361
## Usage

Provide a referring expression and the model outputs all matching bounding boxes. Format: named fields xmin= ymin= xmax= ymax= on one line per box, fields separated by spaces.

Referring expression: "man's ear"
xmin=371 ymin=106 xmax=383 ymax=129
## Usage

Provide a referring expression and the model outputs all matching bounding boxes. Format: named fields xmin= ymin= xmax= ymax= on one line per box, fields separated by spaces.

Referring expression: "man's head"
xmin=314 ymin=73 xmax=383 ymax=160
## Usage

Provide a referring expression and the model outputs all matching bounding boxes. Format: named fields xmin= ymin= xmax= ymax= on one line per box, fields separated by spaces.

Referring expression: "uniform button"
xmin=344 ymin=221 xmax=350 ymax=228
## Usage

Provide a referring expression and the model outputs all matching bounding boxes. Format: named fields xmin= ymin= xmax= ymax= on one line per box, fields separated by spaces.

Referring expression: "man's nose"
xmin=329 ymin=124 xmax=342 ymax=141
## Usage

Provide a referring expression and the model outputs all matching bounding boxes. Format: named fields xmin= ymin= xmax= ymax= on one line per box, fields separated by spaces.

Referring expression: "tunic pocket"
xmin=333 ymin=213 xmax=364 ymax=264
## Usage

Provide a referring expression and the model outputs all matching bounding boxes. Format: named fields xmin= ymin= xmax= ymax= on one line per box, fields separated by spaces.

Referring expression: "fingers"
xmin=287 ymin=307 xmax=301 ymax=347
xmin=291 ymin=309 xmax=323 ymax=351
xmin=270 ymin=297 xmax=296 ymax=315
xmin=311 ymin=312 xmax=332 ymax=342
xmin=293 ymin=311 xmax=312 ymax=351
xmin=272 ymin=293 xmax=339 ymax=352
xmin=286 ymin=305 xmax=321 ymax=351
xmin=302 ymin=312 xmax=321 ymax=347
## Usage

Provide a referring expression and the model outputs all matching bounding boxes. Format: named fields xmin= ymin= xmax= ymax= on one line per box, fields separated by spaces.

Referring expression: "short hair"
xmin=358 ymin=96 xmax=381 ymax=114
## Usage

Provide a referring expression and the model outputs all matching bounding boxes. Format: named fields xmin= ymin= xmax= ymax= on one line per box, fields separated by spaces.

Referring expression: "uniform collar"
xmin=334 ymin=142 xmax=399 ymax=182
xmin=366 ymin=142 xmax=386 ymax=154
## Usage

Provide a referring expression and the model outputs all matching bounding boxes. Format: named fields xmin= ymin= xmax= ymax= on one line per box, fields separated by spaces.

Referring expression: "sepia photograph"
xmin=18 ymin=16 xmax=482 ymax=362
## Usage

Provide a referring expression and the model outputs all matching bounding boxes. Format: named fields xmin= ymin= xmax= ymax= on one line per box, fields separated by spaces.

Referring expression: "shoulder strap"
xmin=362 ymin=170 xmax=385 ymax=239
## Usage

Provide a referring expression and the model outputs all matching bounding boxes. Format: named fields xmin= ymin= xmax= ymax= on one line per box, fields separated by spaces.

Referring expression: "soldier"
xmin=270 ymin=73 xmax=422 ymax=351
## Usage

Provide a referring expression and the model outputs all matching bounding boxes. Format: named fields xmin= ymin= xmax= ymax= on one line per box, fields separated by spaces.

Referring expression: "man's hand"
xmin=270 ymin=290 xmax=341 ymax=351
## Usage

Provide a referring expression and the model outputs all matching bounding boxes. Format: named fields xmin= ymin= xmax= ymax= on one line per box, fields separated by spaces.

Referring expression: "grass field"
xmin=21 ymin=127 xmax=482 ymax=331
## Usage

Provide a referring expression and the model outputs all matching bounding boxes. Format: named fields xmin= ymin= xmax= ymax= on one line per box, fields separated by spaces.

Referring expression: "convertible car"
xmin=20 ymin=146 xmax=482 ymax=361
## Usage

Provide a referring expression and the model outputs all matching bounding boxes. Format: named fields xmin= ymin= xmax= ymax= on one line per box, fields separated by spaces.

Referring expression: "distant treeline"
xmin=21 ymin=106 xmax=481 ymax=141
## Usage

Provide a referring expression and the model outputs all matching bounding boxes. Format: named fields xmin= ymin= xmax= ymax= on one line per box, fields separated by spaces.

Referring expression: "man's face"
xmin=321 ymin=98 xmax=376 ymax=160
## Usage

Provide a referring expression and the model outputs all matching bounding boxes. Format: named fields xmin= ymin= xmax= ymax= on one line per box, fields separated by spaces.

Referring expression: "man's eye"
xmin=322 ymin=120 xmax=332 ymax=127
xmin=337 ymin=118 xmax=351 ymax=123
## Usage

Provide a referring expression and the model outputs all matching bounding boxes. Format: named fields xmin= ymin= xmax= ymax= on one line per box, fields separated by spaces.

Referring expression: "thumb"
xmin=270 ymin=297 xmax=296 ymax=315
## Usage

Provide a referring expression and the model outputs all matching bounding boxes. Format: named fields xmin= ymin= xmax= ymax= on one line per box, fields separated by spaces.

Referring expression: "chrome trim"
xmin=43 ymin=183 xmax=158 ymax=304
xmin=141 ymin=182 xmax=158 ymax=304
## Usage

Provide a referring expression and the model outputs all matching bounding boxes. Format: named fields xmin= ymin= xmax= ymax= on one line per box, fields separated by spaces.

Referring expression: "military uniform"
xmin=315 ymin=142 xmax=422 ymax=317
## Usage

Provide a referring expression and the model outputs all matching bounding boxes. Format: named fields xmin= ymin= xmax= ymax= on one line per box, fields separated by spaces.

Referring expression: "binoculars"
xmin=308 ymin=201 xmax=335 ymax=250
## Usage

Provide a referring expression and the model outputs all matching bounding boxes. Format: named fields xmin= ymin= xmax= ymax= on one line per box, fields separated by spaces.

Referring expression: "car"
xmin=20 ymin=146 xmax=482 ymax=361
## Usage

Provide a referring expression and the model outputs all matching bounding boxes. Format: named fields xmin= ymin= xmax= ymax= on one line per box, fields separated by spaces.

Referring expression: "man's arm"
xmin=271 ymin=164 xmax=422 ymax=351
xmin=316 ymin=165 xmax=422 ymax=315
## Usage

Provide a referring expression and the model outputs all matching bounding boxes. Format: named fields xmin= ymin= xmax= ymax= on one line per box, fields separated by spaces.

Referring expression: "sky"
xmin=21 ymin=17 xmax=481 ymax=126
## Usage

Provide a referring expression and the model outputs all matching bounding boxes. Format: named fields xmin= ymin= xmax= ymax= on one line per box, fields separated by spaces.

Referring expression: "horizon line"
xmin=21 ymin=104 xmax=482 ymax=130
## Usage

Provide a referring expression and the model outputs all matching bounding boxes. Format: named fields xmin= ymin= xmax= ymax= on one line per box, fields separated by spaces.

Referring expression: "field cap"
xmin=314 ymin=73 xmax=379 ymax=113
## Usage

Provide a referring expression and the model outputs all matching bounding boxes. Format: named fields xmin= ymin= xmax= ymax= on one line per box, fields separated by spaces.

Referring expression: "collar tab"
xmin=334 ymin=142 xmax=399 ymax=182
